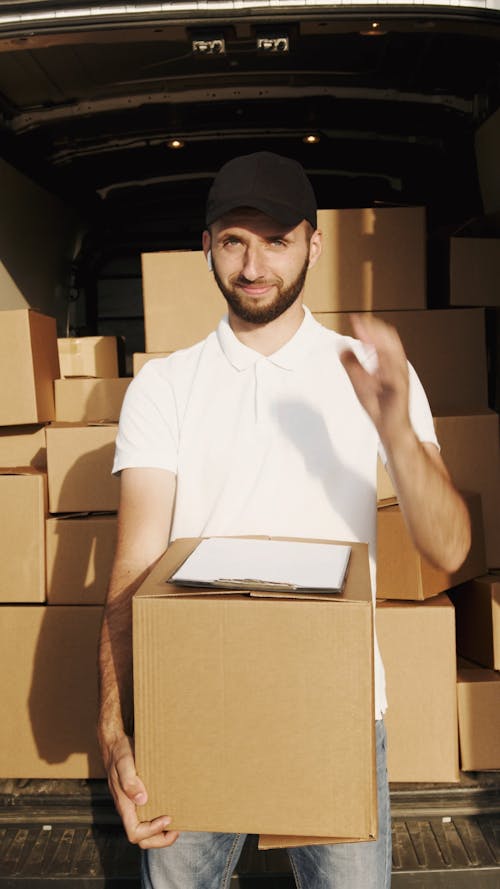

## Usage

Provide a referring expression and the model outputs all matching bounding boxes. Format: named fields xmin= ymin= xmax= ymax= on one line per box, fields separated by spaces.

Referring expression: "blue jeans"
xmin=142 ymin=719 xmax=392 ymax=889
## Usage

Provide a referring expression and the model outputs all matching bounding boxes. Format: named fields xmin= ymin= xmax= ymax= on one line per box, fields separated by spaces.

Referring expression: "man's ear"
xmin=202 ymin=229 xmax=211 ymax=260
xmin=307 ymin=229 xmax=322 ymax=270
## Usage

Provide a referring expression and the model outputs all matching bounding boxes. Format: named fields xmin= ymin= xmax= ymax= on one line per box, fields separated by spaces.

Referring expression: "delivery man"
xmin=98 ymin=151 xmax=471 ymax=889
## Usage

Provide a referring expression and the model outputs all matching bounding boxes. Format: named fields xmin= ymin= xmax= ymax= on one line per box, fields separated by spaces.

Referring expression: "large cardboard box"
xmin=0 ymin=605 xmax=105 ymax=778
xmin=57 ymin=336 xmax=121 ymax=378
xmin=434 ymin=411 xmax=500 ymax=568
xmin=45 ymin=423 xmax=119 ymax=513
xmin=133 ymin=537 xmax=377 ymax=840
xmin=54 ymin=378 xmax=130 ymax=422
xmin=314 ymin=308 xmax=489 ymax=415
xmin=142 ymin=252 xmax=227 ymax=352
xmin=0 ymin=309 xmax=60 ymax=425
xmin=376 ymin=595 xmax=460 ymax=782
xmin=0 ymin=469 xmax=47 ymax=603
xmin=450 ymin=574 xmax=500 ymax=670
xmin=305 ymin=207 xmax=426 ymax=312
xmin=450 ymin=237 xmax=500 ymax=307
xmin=457 ymin=664 xmax=500 ymax=770
xmin=0 ymin=424 xmax=47 ymax=470
xmin=376 ymin=492 xmax=487 ymax=601
xmin=46 ymin=513 xmax=117 ymax=604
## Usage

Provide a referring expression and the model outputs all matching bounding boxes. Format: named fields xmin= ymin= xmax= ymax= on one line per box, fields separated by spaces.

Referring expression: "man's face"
xmin=205 ymin=209 xmax=319 ymax=325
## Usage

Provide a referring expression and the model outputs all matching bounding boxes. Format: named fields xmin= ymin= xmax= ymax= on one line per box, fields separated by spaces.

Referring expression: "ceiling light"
xmin=303 ymin=134 xmax=320 ymax=145
xmin=360 ymin=22 xmax=387 ymax=36
xmin=166 ymin=139 xmax=185 ymax=150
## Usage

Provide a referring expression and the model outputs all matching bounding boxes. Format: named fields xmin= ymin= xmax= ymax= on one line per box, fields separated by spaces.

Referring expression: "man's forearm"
xmin=385 ymin=426 xmax=471 ymax=574
xmin=98 ymin=564 xmax=152 ymax=760
xmin=98 ymin=592 xmax=134 ymax=757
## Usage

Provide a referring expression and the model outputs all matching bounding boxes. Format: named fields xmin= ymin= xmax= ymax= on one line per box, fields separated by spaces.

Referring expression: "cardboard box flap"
xmin=135 ymin=537 xmax=372 ymax=604
xmin=0 ymin=465 xmax=45 ymax=478
xmin=258 ymin=833 xmax=374 ymax=850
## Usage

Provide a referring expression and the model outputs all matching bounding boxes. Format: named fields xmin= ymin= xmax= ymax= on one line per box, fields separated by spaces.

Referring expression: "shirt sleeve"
xmin=112 ymin=360 xmax=179 ymax=475
xmin=377 ymin=361 xmax=439 ymax=466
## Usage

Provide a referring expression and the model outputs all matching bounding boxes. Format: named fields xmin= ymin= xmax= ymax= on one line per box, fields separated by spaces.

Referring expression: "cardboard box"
xmin=133 ymin=537 xmax=377 ymax=840
xmin=57 ymin=336 xmax=121 ymax=378
xmin=376 ymin=595 xmax=460 ymax=782
xmin=46 ymin=513 xmax=117 ymax=604
xmin=45 ymin=423 xmax=119 ymax=513
xmin=133 ymin=352 xmax=171 ymax=375
xmin=450 ymin=237 xmax=500 ymax=307
xmin=0 ymin=424 xmax=47 ymax=470
xmin=0 ymin=604 xmax=105 ymax=778
xmin=457 ymin=665 xmax=500 ymax=770
xmin=0 ymin=469 xmax=47 ymax=603
xmin=434 ymin=412 xmax=500 ymax=568
xmin=314 ymin=308 xmax=489 ymax=415
xmin=141 ymin=251 xmax=227 ymax=352
xmin=0 ymin=309 xmax=60 ymax=425
xmin=54 ymin=378 xmax=130 ymax=422
xmin=450 ymin=574 xmax=500 ymax=670
xmin=376 ymin=492 xmax=487 ymax=601
xmin=304 ymin=207 xmax=426 ymax=312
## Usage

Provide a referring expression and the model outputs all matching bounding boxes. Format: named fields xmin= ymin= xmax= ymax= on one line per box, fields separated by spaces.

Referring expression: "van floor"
xmin=0 ymin=775 xmax=499 ymax=887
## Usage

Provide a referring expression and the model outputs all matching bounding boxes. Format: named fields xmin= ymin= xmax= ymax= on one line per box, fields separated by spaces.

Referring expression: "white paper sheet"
xmin=170 ymin=537 xmax=351 ymax=592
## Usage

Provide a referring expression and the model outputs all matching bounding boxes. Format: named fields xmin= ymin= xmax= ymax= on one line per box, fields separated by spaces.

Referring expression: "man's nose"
xmin=241 ymin=245 xmax=265 ymax=280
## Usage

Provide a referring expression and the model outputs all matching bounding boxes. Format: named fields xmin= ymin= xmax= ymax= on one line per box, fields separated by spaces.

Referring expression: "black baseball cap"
xmin=205 ymin=151 xmax=317 ymax=229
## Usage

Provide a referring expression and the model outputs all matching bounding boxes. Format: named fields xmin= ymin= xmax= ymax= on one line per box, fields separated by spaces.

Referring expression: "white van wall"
xmin=0 ymin=158 xmax=85 ymax=329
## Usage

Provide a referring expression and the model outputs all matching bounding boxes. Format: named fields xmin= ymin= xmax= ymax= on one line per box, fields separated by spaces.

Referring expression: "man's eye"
xmin=270 ymin=238 xmax=286 ymax=247
xmin=224 ymin=237 xmax=241 ymax=246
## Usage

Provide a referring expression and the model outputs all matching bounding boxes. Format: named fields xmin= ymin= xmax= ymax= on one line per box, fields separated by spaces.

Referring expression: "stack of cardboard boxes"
xmin=0 ymin=313 xmax=129 ymax=778
xmin=1 ymin=206 xmax=499 ymax=812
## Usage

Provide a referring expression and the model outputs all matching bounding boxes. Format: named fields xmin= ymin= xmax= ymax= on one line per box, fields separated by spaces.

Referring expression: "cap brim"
xmin=206 ymin=196 xmax=306 ymax=228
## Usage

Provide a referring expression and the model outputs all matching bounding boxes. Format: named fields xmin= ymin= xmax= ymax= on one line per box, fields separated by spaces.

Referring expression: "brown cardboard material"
xmin=57 ymin=336 xmax=120 ymax=378
xmin=304 ymin=207 xmax=426 ymax=312
xmin=376 ymin=595 xmax=460 ymax=782
xmin=133 ymin=352 xmax=171 ymax=375
xmin=0 ymin=604 xmax=105 ymax=778
xmin=133 ymin=537 xmax=377 ymax=840
xmin=450 ymin=237 xmax=500 ymax=307
xmin=450 ymin=574 xmax=500 ymax=670
xmin=376 ymin=492 xmax=487 ymax=600
xmin=434 ymin=412 xmax=500 ymax=568
xmin=376 ymin=457 xmax=396 ymax=504
xmin=45 ymin=423 xmax=119 ymax=513
xmin=0 ymin=309 xmax=60 ymax=425
xmin=314 ymin=308 xmax=489 ymax=415
xmin=0 ymin=424 xmax=47 ymax=470
xmin=46 ymin=513 xmax=117 ymax=604
xmin=457 ymin=665 xmax=500 ymax=770
xmin=0 ymin=468 xmax=47 ymax=602
xmin=54 ymin=378 xmax=130 ymax=422
xmin=142 ymin=251 xmax=227 ymax=352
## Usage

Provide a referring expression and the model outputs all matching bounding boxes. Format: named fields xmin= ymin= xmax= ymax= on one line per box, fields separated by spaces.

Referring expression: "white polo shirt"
xmin=114 ymin=306 xmax=438 ymax=718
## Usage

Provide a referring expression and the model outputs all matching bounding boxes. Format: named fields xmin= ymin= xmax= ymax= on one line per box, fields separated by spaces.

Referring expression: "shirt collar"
xmin=216 ymin=306 xmax=319 ymax=372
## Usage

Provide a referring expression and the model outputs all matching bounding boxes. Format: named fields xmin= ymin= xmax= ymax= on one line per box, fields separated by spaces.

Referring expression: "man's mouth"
xmin=234 ymin=280 xmax=277 ymax=296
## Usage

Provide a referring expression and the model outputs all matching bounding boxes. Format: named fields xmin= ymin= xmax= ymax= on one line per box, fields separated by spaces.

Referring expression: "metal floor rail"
xmin=0 ymin=776 xmax=498 ymax=887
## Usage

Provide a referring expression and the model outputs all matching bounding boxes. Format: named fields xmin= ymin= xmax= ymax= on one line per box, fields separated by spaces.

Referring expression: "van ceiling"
xmin=1 ymin=3 xmax=500 ymax=250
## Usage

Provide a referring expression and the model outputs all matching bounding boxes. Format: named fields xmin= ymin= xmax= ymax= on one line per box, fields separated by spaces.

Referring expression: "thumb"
xmin=115 ymin=737 xmax=148 ymax=806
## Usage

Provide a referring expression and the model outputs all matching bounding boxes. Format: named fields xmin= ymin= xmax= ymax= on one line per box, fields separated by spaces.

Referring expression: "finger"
xmin=139 ymin=829 xmax=180 ymax=850
xmin=114 ymin=746 xmax=148 ymax=806
xmin=133 ymin=816 xmax=176 ymax=847
xmin=340 ymin=348 xmax=377 ymax=399
xmin=123 ymin=807 xmax=174 ymax=846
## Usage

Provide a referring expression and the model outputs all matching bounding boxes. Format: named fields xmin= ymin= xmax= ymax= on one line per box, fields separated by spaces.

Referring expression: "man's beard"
xmin=212 ymin=255 xmax=309 ymax=325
